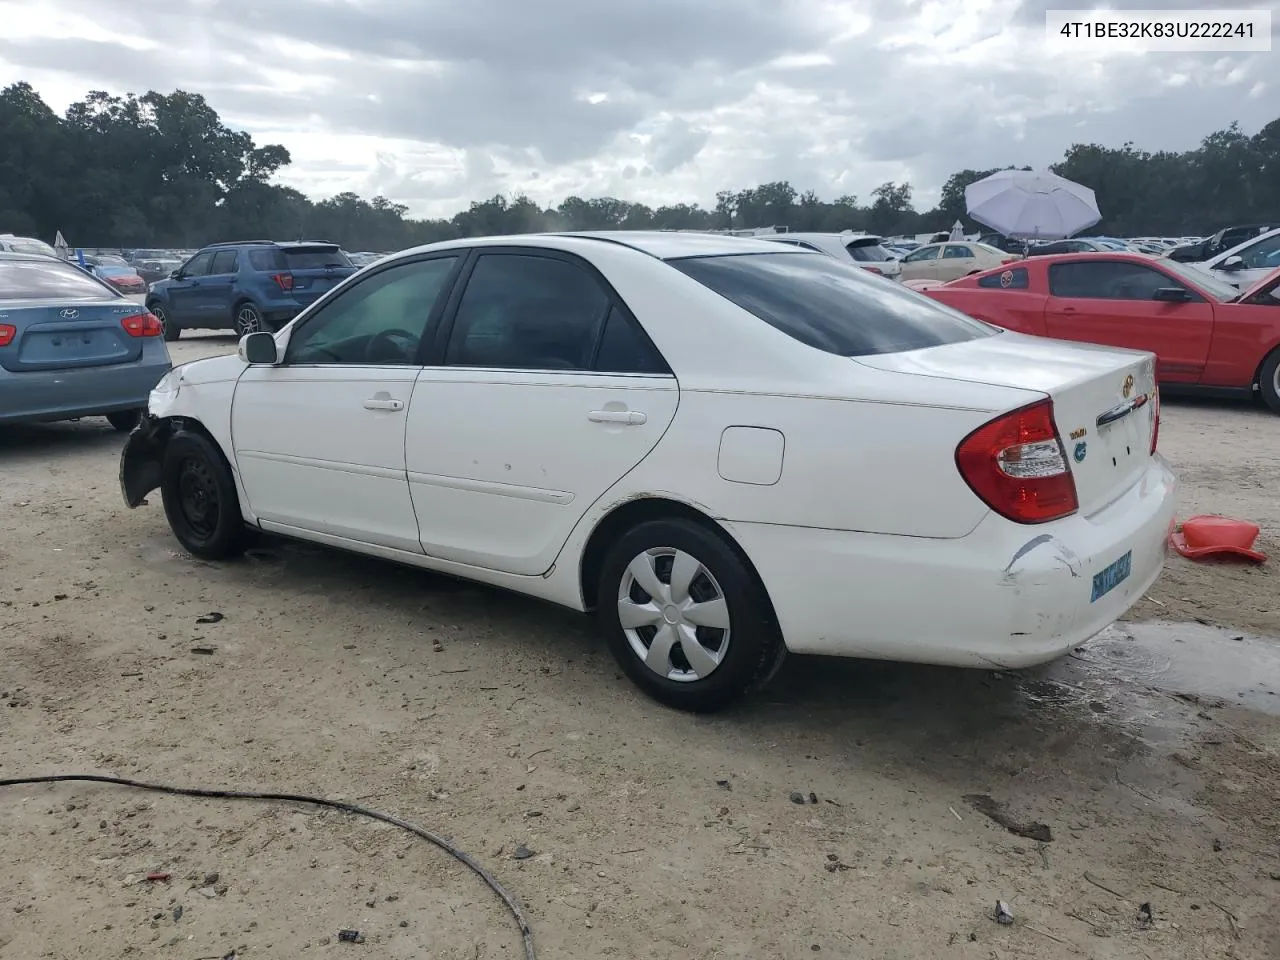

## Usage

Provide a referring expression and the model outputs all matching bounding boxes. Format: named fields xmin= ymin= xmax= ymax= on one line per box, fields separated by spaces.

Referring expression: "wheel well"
xmin=165 ymin=417 xmax=237 ymax=476
xmin=577 ymin=497 xmax=777 ymax=621
xmin=1253 ymin=344 xmax=1280 ymax=389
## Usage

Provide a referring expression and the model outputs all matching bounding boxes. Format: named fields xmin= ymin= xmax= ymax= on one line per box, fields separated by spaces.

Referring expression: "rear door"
xmin=939 ymin=244 xmax=978 ymax=281
xmin=405 ymin=248 xmax=678 ymax=576
xmin=280 ymin=245 xmax=356 ymax=307
xmin=1043 ymin=259 xmax=1213 ymax=383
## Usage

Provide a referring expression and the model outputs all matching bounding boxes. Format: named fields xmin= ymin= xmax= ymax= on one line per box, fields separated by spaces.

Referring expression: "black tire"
xmin=106 ymin=409 xmax=142 ymax=432
xmin=160 ymin=432 xmax=248 ymax=560
xmin=597 ymin=518 xmax=784 ymax=712
xmin=1259 ymin=348 xmax=1280 ymax=413
xmin=233 ymin=302 xmax=270 ymax=337
xmin=149 ymin=301 xmax=180 ymax=341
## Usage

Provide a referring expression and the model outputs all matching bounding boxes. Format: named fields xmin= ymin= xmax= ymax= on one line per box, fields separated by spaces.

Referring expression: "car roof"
xmin=549 ymin=230 xmax=796 ymax=259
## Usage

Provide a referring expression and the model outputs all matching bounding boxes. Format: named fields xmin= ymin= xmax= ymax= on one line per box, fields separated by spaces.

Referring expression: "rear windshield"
xmin=668 ymin=252 xmax=995 ymax=356
xmin=283 ymin=247 xmax=352 ymax=269
xmin=0 ymin=258 xmax=119 ymax=301
xmin=8 ymin=240 xmax=58 ymax=258
xmin=846 ymin=240 xmax=892 ymax=263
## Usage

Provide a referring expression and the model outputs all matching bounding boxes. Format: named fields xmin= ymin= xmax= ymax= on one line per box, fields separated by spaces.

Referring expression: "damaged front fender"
xmin=120 ymin=414 xmax=173 ymax=507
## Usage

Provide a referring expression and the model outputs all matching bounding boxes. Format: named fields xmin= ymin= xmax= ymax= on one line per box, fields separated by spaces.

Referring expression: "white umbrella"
xmin=948 ymin=219 xmax=965 ymax=241
xmin=964 ymin=169 xmax=1100 ymax=240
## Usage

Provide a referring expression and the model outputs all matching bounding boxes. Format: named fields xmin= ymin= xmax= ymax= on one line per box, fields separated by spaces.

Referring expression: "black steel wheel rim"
xmin=177 ymin=456 xmax=219 ymax=539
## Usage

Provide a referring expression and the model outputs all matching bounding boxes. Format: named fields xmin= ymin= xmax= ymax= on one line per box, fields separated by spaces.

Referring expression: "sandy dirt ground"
xmin=2 ymin=333 xmax=1278 ymax=960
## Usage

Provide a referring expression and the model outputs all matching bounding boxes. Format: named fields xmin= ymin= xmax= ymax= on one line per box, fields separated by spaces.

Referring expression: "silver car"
xmin=0 ymin=252 xmax=172 ymax=430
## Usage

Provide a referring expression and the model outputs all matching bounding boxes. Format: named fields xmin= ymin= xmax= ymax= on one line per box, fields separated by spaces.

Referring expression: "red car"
xmin=922 ymin=253 xmax=1280 ymax=412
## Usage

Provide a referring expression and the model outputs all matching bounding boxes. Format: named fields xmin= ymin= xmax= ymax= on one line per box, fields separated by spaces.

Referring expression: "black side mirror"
xmin=168 ymin=269 xmax=182 ymax=279
xmin=1152 ymin=286 xmax=1191 ymax=302
xmin=240 ymin=331 xmax=278 ymax=364
xmin=1217 ymin=255 xmax=1245 ymax=272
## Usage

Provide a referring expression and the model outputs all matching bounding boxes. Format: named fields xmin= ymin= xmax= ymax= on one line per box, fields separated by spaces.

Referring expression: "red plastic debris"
xmin=145 ymin=872 xmax=171 ymax=882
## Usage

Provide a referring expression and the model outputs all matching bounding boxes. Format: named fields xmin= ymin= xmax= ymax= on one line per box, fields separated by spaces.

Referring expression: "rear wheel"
xmin=160 ymin=432 xmax=248 ymax=560
xmin=106 ymin=409 xmax=142 ymax=432
xmin=596 ymin=518 xmax=783 ymax=712
xmin=1260 ymin=348 xmax=1280 ymax=413
xmin=233 ymin=302 xmax=270 ymax=337
xmin=149 ymin=301 xmax=179 ymax=341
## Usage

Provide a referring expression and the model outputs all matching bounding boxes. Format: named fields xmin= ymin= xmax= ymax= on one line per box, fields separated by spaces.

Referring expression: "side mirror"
xmin=1152 ymin=286 xmax=1191 ymax=302
xmin=168 ymin=270 xmax=182 ymax=279
xmin=1216 ymin=255 xmax=1245 ymax=271
xmin=239 ymin=332 xmax=278 ymax=365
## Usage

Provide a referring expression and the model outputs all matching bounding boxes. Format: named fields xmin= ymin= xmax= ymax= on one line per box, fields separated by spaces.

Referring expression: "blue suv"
xmin=145 ymin=240 xmax=356 ymax=340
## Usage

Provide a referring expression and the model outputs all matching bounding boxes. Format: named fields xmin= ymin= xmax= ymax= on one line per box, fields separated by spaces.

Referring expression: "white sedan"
xmin=120 ymin=231 xmax=1176 ymax=711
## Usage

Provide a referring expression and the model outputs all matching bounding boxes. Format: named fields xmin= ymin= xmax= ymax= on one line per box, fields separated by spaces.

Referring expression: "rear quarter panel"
xmin=926 ymin=285 xmax=1050 ymax=335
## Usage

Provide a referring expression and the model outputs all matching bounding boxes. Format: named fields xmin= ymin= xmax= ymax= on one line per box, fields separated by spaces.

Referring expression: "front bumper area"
xmin=726 ymin=456 xmax=1177 ymax=669
xmin=120 ymin=413 xmax=171 ymax=507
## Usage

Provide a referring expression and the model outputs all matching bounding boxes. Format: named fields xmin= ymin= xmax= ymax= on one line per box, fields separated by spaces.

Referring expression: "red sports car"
xmin=922 ymin=253 xmax=1280 ymax=412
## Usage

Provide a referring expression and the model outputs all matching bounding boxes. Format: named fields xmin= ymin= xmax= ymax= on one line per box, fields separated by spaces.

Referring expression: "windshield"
xmin=668 ymin=251 xmax=994 ymax=357
xmin=0 ymin=257 xmax=119 ymax=301
xmin=1159 ymin=259 xmax=1241 ymax=301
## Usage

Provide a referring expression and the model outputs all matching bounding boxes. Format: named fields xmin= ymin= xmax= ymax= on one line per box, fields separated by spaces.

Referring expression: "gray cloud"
xmin=1 ymin=0 xmax=1277 ymax=216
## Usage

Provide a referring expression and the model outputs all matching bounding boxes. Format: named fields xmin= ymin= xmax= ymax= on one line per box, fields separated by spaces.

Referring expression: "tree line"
xmin=2 ymin=81 xmax=1277 ymax=252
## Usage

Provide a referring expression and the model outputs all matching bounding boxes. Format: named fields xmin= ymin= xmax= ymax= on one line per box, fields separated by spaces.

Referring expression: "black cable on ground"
xmin=0 ymin=773 xmax=535 ymax=960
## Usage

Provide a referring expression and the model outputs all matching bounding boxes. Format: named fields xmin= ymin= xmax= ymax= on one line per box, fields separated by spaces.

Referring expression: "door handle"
xmin=1061 ymin=306 xmax=1077 ymax=313
xmin=589 ymin=410 xmax=647 ymax=425
xmin=363 ymin=396 xmax=404 ymax=411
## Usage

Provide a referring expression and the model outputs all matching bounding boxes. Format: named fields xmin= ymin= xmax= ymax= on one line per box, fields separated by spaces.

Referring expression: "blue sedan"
xmin=0 ymin=252 xmax=172 ymax=430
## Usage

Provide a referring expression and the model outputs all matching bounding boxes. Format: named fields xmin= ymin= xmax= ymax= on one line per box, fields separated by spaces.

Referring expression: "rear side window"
xmin=0 ymin=258 xmax=118 ymax=300
xmin=669 ymin=252 xmax=994 ymax=357
xmin=248 ymin=248 xmax=285 ymax=270
xmin=210 ymin=250 xmax=239 ymax=274
xmin=593 ymin=306 xmax=670 ymax=374
xmin=978 ymin=267 xmax=1029 ymax=289
xmin=283 ymin=247 xmax=352 ymax=269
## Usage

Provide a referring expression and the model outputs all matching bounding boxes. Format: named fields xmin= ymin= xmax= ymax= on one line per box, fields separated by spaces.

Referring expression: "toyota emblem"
xmin=1122 ymin=374 xmax=1134 ymax=399
xmin=59 ymin=308 xmax=79 ymax=319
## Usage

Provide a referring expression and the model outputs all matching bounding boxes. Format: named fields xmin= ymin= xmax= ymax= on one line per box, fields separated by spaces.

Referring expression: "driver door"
xmin=231 ymin=252 xmax=463 ymax=552
xmin=899 ymin=244 xmax=941 ymax=281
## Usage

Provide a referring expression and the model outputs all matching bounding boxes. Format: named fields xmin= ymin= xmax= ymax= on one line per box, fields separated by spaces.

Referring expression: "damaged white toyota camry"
xmin=120 ymin=231 xmax=1176 ymax=711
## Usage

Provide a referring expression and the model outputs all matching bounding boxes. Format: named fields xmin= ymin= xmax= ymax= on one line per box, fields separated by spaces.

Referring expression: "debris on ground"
xmin=195 ymin=612 xmax=225 ymax=624
xmin=512 ymin=844 xmax=533 ymax=860
xmin=963 ymin=794 xmax=1053 ymax=842
xmin=994 ymin=900 xmax=1014 ymax=925
xmin=337 ymin=929 xmax=364 ymax=943
xmin=190 ymin=645 xmax=217 ymax=655
xmin=1137 ymin=902 xmax=1154 ymax=926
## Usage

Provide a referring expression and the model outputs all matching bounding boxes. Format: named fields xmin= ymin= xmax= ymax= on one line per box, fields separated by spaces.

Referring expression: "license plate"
xmin=1091 ymin=550 xmax=1132 ymax=602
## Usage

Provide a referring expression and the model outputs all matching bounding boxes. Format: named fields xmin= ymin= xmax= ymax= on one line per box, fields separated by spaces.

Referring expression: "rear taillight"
xmin=862 ymin=266 xmax=883 ymax=275
xmin=121 ymin=313 xmax=163 ymax=338
xmin=271 ymin=272 xmax=294 ymax=292
xmin=955 ymin=399 xmax=1079 ymax=524
xmin=0 ymin=323 xmax=14 ymax=347
xmin=1150 ymin=388 xmax=1160 ymax=454
xmin=1000 ymin=256 xmax=1017 ymax=264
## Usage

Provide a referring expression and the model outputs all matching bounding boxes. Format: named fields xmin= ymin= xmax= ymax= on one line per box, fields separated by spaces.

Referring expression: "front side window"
xmin=285 ymin=256 xmax=458 ymax=365
xmin=1232 ymin=233 xmax=1280 ymax=269
xmin=669 ymin=251 xmax=993 ymax=357
xmin=1048 ymin=261 xmax=1198 ymax=301
xmin=182 ymin=252 xmax=214 ymax=277
xmin=903 ymin=246 xmax=940 ymax=262
xmin=445 ymin=254 xmax=611 ymax=371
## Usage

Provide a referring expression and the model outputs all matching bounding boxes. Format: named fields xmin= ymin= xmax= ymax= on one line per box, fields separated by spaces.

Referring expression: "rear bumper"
xmin=726 ymin=455 xmax=1177 ymax=668
xmin=0 ymin=356 xmax=171 ymax=425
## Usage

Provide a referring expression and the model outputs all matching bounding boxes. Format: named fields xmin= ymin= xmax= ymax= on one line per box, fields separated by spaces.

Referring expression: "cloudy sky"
xmin=0 ymin=0 xmax=1276 ymax=218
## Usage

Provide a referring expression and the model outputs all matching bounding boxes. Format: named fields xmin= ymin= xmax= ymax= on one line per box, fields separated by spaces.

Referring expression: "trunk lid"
xmin=854 ymin=331 xmax=1158 ymax=516
xmin=0 ymin=301 xmax=146 ymax=373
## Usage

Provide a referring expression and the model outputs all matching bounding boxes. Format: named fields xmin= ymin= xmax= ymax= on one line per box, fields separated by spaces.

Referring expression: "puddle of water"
xmin=1037 ymin=620 xmax=1280 ymax=719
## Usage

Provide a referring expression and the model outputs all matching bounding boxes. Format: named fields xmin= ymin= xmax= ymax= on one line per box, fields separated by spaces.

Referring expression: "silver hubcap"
xmin=1273 ymin=364 xmax=1280 ymax=398
xmin=152 ymin=306 xmax=166 ymax=330
xmin=237 ymin=307 xmax=260 ymax=333
xmin=617 ymin=548 xmax=731 ymax=682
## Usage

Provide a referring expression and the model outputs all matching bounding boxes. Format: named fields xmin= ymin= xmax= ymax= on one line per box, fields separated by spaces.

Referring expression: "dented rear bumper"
xmin=120 ymin=413 xmax=171 ymax=507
